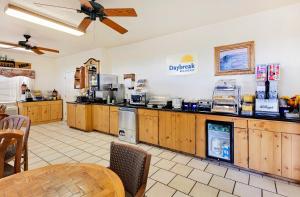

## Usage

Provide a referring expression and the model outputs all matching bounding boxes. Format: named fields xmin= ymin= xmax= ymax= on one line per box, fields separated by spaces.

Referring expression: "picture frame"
xmin=214 ymin=41 xmax=255 ymax=76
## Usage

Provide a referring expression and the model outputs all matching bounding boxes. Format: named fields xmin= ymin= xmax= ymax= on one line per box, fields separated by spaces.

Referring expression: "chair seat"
xmin=125 ymin=191 xmax=133 ymax=197
xmin=4 ymin=163 xmax=15 ymax=177
xmin=5 ymin=145 xmax=16 ymax=161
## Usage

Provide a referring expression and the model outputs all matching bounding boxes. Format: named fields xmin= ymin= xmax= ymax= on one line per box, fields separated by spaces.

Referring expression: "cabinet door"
xmin=109 ymin=107 xmax=119 ymax=136
xmin=249 ymin=129 xmax=281 ymax=175
xmin=67 ymin=104 xmax=76 ymax=128
xmin=159 ymin=111 xmax=175 ymax=149
xmin=41 ymin=105 xmax=51 ymax=121
xmin=92 ymin=105 xmax=109 ymax=133
xmin=27 ymin=106 xmax=41 ymax=123
xmin=174 ymin=113 xmax=195 ymax=154
xmin=76 ymin=105 xmax=87 ymax=130
xmin=51 ymin=103 xmax=62 ymax=120
xmin=18 ymin=105 xmax=28 ymax=116
xmin=234 ymin=128 xmax=248 ymax=168
xmin=282 ymin=134 xmax=300 ymax=180
xmin=139 ymin=115 xmax=159 ymax=145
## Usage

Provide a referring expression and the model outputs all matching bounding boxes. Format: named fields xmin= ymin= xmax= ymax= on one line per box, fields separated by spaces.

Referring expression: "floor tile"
xmin=209 ymin=175 xmax=235 ymax=193
xmin=146 ymin=178 xmax=156 ymax=191
xmin=151 ymin=156 xmax=162 ymax=165
xmin=262 ymin=190 xmax=285 ymax=197
xmin=158 ymin=151 xmax=177 ymax=160
xmin=233 ymin=182 xmax=261 ymax=197
xmin=149 ymin=165 xmax=160 ymax=177
xmin=205 ymin=164 xmax=227 ymax=177
xmin=171 ymin=163 xmax=193 ymax=177
xmin=96 ymin=159 xmax=110 ymax=167
xmin=172 ymin=154 xmax=192 ymax=165
xmin=148 ymin=147 xmax=164 ymax=156
xmin=188 ymin=169 xmax=213 ymax=184
xmin=276 ymin=181 xmax=300 ymax=197
xmin=190 ymin=182 xmax=219 ymax=197
xmin=155 ymin=159 xmax=176 ymax=170
xmin=173 ymin=191 xmax=190 ymax=197
xmin=151 ymin=169 xmax=176 ymax=184
xmin=146 ymin=182 xmax=176 ymax=197
xmin=168 ymin=175 xmax=195 ymax=194
xmin=218 ymin=191 xmax=238 ymax=197
xmin=72 ymin=152 xmax=93 ymax=161
xmin=225 ymin=169 xmax=249 ymax=184
xmin=187 ymin=158 xmax=208 ymax=171
xmin=249 ymin=175 xmax=276 ymax=193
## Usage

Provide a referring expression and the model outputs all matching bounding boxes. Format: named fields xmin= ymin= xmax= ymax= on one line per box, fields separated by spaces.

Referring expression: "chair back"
xmin=110 ymin=142 xmax=151 ymax=197
xmin=0 ymin=132 xmax=23 ymax=178
xmin=0 ymin=114 xmax=8 ymax=121
xmin=0 ymin=115 xmax=31 ymax=149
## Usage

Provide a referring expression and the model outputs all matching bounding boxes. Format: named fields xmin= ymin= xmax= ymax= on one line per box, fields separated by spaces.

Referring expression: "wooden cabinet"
xmin=249 ymin=129 xmax=281 ymax=175
xmin=109 ymin=106 xmax=119 ymax=136
xmin=18 ymin=100 xmax=63 ymax=125
xmin=92 ymin=105 xmax=110 ymax=133
xmin=195 ymin=115 xmax=206 ymax=158
xmin=234 ymin=128 xmax=248 ymax=168
xmin=159 ymin=111 xmax=175 ymax=150
xmin=67 ymin=103 xmax=76 ymax=128
xmin=282 ymin=133 xmax=300 ymax=180
xmin=138 ymin=109 xmax=159 ymax=145
xmin=159 ymin=111 xmax=195 ymax=154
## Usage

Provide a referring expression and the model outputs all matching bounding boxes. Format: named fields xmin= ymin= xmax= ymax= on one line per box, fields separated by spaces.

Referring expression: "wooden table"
xmin=0 ymin=164 xmax=125 ymax=197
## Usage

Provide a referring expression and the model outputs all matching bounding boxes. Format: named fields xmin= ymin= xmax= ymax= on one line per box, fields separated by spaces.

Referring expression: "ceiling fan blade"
xmin=35 ymin=47 xmax=59 ymax=53
xmin=103 ymin=8 xmax=137 ymax=17
xmin=101 ymin=17 xmax=128 ymax=34
xmin=79 ymin=0 xmax=93 ymax=9
xmin=78 ymin=17 xmax=92 ymax=32
xmin=32 ymin=48 xmax=44 ymax=55
xmin=34 ymin=2 xmax=79 ymax=11
xmin=0 ymin=41 xmax=20 ymax=48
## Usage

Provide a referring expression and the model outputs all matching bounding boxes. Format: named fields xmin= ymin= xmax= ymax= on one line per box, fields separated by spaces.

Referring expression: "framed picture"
xmin=214 ymin=41 xmax=255 ymax=76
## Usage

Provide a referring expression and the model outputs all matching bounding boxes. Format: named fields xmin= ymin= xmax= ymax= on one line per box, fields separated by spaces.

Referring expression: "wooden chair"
xmin=0 ymin=132 xmax=23 ymax=178
xmin=109 ymin=142 xmax=151 ymax=197
xmin=0 ymin=115 xmax=31 ymax=171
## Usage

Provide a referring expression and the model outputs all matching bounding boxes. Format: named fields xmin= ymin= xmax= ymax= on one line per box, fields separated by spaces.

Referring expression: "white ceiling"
xmin=0 ymin=0 xmax=300 ymax=57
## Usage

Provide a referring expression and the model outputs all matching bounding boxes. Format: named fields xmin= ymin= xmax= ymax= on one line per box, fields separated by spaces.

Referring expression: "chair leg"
xmin=24 ymin=146 xmax=28 ymax=171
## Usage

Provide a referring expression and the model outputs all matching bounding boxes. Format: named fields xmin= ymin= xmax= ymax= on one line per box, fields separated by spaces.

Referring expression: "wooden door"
xmin=195 ymin=115 xmax=206 ymax=158
xmin=249 ymin=129 xmax=281 ymax=175
xmin=51 ymin=103 xmax=62 ymax=120
xmin=67 ymin=104 xmax=76 ymax=128
xmin=139 ymin=115 xmax=159 ymax=145
xmin=174 ymin=113 xmax=196 ymax=154
xmin=92 ymin=105 xmax=109 ymax=133
xmin=159 ymin=111 xmax=175 ymax=149
xmin=27 ymin=106 xmax=41 ymax=123
xmin=41 ymin=105 xmax=51 ymax=122
xmin=282 ymin=134 xmax=300 ymax=180
xmin=234 ymin=128 xmax=248 ymax=168
xmin=76 ymin=105 xmax=87 ymax=130
xmin=109 ymin=107 xmax=119 ymax=136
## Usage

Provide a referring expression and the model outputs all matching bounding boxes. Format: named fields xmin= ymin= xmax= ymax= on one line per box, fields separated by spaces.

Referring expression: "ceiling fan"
xmin=34 ymin=0 xmax=138 ymax=34
xmin=0 ymin=35 xmax=59 ymax=55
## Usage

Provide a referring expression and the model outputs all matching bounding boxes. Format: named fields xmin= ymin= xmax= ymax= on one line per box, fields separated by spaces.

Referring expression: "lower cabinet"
xmin=67 ymin=103 xmax=92 ymax=131
xmin=159 ymin=111 xmax=195 ymax=154
xmin=282 ymin=133 xmax=300 ymax=180
xmin=234 ymin=128 xmax=248 ymax=168
xmin=92 ymin=105 xmax=110 ymax=133
xmin=138 ymin=109 xmax=159 ymax=145
xmin=249 ymin=129 xmax=281 ymax=176
xmin=109 ymin=106 xmax=119 ymax=136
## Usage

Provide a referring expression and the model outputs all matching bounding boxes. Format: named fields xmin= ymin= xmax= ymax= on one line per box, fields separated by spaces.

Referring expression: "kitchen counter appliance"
xmin=118 ymin=107 xmax=138 ymax=144
xmin=198 ymin=100 xmax=212 ymax=112
xmin=130 ymin=92 xmax=148 ymax=106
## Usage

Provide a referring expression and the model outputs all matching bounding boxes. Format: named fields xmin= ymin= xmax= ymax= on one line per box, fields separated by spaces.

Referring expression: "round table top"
xmin=0 ymin=163 xmax=125 ymax=197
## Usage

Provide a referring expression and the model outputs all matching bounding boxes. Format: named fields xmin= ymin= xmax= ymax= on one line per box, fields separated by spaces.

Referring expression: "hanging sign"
xmin=167 ymin=53 xmax=199 ymax=75
xmin=0 ymin=61 xmax=31 ymax=69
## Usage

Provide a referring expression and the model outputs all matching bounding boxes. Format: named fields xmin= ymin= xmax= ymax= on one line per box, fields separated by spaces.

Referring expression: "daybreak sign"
xmin=167 ymin=53 xmax=199 ymax=75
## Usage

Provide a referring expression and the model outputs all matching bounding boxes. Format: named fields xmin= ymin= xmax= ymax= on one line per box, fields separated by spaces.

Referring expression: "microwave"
xmin=130 ymin=93 xmax=148 ymax=106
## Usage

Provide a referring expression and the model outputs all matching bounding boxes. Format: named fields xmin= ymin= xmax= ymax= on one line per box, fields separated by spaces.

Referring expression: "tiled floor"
xmin=27 ymin=122 xmax=300 ymax=197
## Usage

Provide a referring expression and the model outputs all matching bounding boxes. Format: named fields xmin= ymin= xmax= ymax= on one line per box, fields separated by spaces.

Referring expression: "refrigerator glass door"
xmin=206 ymin=121 xmax=233 ymax=163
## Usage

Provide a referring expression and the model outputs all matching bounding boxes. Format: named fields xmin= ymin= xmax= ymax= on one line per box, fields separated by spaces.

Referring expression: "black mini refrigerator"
xmin=206 ymin=120 xmax=234 ymax=163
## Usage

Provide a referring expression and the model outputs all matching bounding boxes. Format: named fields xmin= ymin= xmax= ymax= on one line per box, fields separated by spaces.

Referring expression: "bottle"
xmin=107 ymin=95 xmax=111 ymax=104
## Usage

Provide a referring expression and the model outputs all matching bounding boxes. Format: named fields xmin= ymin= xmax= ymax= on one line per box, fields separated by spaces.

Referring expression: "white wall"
xmin=0 ymin=51 xmax=56 ymax=91
xmin=107 ymin=3 xmax=300 ymax=99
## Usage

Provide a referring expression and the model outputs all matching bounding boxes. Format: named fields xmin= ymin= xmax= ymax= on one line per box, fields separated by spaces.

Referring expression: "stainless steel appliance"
xmin=130 ymin=92 xmax=148 ymax=106
xmin=172 ymin=98 xmax=182 ymax=109
xmin=198 ymin=99 xmax=212 ymax=112
xmin=95 ymin=74 xmax=119 ymax=102
xmin=206 ymin=120 xmax=234 ymax=163
xmin=113 ymin=84 xmax=125 ymax=104
xmin=118 ymin=107 xmax=138 ymax=144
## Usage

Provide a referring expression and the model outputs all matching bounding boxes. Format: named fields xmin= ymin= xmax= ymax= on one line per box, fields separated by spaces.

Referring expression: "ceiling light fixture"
xmin=5 ymin=4 xmax=84 ymax=36
xmin=0 ymin=43 xmax=33 ymax=53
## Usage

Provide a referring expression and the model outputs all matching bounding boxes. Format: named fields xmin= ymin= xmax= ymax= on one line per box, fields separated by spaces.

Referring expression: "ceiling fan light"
xmin=5 ymin=4 xmax=84 ymax=36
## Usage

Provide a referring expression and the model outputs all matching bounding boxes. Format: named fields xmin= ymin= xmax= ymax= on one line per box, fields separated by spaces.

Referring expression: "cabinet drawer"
xmin=248 ymin=120 xmax=300 ymax=134
xmin=138 ymin=109 xmax=158 ymax=117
